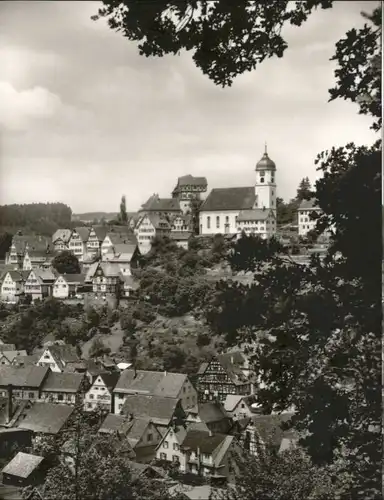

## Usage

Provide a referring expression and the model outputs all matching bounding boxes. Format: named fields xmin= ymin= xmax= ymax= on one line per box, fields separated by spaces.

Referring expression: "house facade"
xmin=24 ymin=269 xmax=57 ymax=302
xmin=236 ymin=208 xmax=277 ymax=239
xmin=84 ymin=373 xmax=119 ymax=412
xmin=52 ymin=229 xmax=72 ymax=252
xmin=52 ymin=274 xmax=85 ymax=299
xmin=134 ymin=214 xmax=171 ymax=255
xmin=197 ymin=352 xmax=254 ymax=403
xmin=156 ymin=425 xmax=186 ymax=465
xmin=86 ymin=226 xmax=107 ymax=258
xmin=139 ymin=194 xmax=182 ymax=219
xmin=40 ymin=372 xmax=86 ymax=405
xmin=0 ymin=271 xmax=26 ymax=303
xmin=68 ymin=227 xmax=90 ymax=262
xmin=200 ymin=148 xmax=277 ymax=236
xmin=36 ymin=345 xmax=80 ymax=373
xmin=0 ymin=366 xmax=50 ymax=401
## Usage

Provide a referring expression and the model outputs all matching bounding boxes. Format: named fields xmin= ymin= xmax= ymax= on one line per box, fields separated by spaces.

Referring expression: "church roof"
xmin=200 ymin=187 xmax=256 ymax=212
xmin=255 ymin=152 xmax=276 ymax=171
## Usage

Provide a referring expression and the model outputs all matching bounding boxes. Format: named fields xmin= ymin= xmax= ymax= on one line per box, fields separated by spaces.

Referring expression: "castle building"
xmin=171 ymin=175 xmax=208 ymax=214
xmin=199 ymin=147 xmax=277 ymax=238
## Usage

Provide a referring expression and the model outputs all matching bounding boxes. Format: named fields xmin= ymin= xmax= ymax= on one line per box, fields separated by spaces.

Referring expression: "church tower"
xmin=255 ymin=144 xmax=277 ymax=216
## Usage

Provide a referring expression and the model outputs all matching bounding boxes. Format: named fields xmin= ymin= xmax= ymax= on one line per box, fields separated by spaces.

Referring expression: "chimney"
xmin=164 ymin=371 xmax=167 ymax=377
xmin=7 ymin=384 xmax=13 ymax=424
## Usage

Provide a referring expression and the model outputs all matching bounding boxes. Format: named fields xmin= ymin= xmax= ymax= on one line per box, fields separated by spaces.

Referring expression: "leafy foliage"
xmin=118 ymin=195 xmax=128 ymax=223
xmin=88 ymin=337 xmax=111 ymax=359
xmin=93 ymin=1 xmax=333 ymax=87
xmin=52 ymin=250 xmax=81 ymax=274
xmin=296 ymin=177 xmax=312 ymax=201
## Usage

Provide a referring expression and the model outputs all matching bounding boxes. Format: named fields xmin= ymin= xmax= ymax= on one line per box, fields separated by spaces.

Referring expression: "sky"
xmin=0 ymin=1 xmax=379 ymax=213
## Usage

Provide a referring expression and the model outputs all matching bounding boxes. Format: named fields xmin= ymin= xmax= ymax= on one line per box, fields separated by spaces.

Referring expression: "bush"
xmin=196 ymin=333 xmax=210 ymax=347
xmin=131 ymin=302 xmax=156 ymax=323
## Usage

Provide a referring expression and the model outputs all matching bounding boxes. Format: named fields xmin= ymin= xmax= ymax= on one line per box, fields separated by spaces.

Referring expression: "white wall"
xmin=53 ymin=277 xmax=69 ymax=299
xmin=255 ymin=169 xmax=276 ymax=210
xmin=84 ymin=376 xmax=112 ymax=412
xmin=298 ymin=208 xmax=319 ymax=236
xmin=37 ymin=349 xmax=61 ymax=372
xmin=199 ymin=210 xmax=240 ymax=236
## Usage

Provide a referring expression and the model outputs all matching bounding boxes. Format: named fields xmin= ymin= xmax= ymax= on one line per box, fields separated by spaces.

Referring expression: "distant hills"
xmin=71 ymin=212 xmax=118 ymax=222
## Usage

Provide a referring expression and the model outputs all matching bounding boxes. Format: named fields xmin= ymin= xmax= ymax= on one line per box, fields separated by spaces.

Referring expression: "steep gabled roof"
xmin=41 ymin=371 xmax=84 ymax=393
xmin=141 ymin=194 xmax=181 ymax=213
xmin=180 ymin=429 xmax=227 ymax=454
xmin=0 ymin=366 xmax=49 ymax=388
xmin=114 ymin=369 xmax=187 ymax=398
xmin=47 ymin=344 xmax=80 ymax=369
xmin=0 ymin=350 xmax=27 ymax=363
xmin=189 ymin=402 xmax=229 ymax=424
xmin=201 ymin=187 xmax=256 ymax=212
xmin=96 ymin=372 xmax=120 ymax=392
xmin=52 ymin=229 xmax=72 ymax=244
xmin=92 ymin=226 xmax=108 ymax=242
xmin=73 ymin=227 xmax=91 ymax=242
xmin=120 ymin=395 xmax=181 ymax=426
xmin=298 ymin=198 xmax=318 ymax=210
xmin=99 ymin=414 xmax=154 ymax=448
xmin=175 ymin=175 xmax=208 ymax=188
xmin=18 ymin=402 xmax=75 ymax=435
xmin=58 ymin=274 xmax=85 ymax=285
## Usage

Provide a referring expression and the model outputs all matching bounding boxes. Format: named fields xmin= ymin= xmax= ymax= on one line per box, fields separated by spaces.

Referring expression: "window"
xmin=207 ymin=216 xmax=211 ymax=229
xmin=260 ymin=177 xmax=264 ymax=183
xmin=28 ymin=392 xmax=35 ymax=399
xmin=216 ymin=216 xmax=220 ymax=228
xmin=58 ymin=394 xmax=64 ymax=401
xmin=147 ymin=433 xmax=153 ymax=442
xmin=225 ymin=215 xmax=229 ymax=223
xmin=89 ymin=394 xmax=94 ymax=399
xmin=160 ymin=453 xmax=167 ymax=460
xmin=173 ymin=443 xmax=179 ymax=451
xmin=87 ymin=403 xmax=92 ymax=408
xmin=163 ymin=441 xmax=169 ymax=449
xmin=172 ymin=455 xmax=180 ymax=463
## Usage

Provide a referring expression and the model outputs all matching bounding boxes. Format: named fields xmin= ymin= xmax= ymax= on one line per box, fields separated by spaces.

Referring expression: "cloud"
xmin=0 ymin=0 xmax=379 ymax=212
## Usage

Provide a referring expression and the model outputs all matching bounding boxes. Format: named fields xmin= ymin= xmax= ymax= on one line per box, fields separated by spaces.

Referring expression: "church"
xmin=199 ymin=147 xmax=277 ymax=239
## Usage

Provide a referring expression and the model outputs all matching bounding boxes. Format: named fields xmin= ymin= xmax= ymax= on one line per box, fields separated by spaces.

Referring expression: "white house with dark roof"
xmin=297 ymin=198 xmax=321 ymax=236
xmin=236 ymin=208 xmax=277 ymax=239
xmin=113 ymin=369 xmax=198 ymax=414
xmin=134 ymin=214 xmax=171 ymax=255
xmin=200 ymin=147 xmax=277 ymax=236
xmin=139 ymin=194 xmax=182 ymax=218
xmin=86 ymin=226 xmax=108 ymax=258
xmin=52 ymin=229 xmax=72 ymax=252
xmin=24 ymin=268 xmax=58 ymax=301
xmin=36 ymin=344 xmax=80 ymax=373
xmin=52 ymin=274 xmax=85 ymax=299
xmin=0 ymin=365 xmax=50 ymax=400
xmin=68 ymin=227 xmax=91 ymax=262
xmin=0 ymin=350 xmax=27 ymax=366
xmin=0 ymin=270 xmax=27 ymax=303
xmin=84 ymin=372 xmax=120 ymax=412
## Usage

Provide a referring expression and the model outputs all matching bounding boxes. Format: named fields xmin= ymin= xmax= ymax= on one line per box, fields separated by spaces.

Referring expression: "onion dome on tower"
xmin=255 ymin=143 xmax=276 ymax=171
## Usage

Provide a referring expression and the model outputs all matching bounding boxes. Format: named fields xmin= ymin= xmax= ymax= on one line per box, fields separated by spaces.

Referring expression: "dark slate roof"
xmin=237 ymin=209 xmax=274 ymax=222
xmin=169 ymin=231 xmax=193 ymax=241
xmin=114 ymin=369 xmax=187 ymax=398
xmin=217 ymin=351 xmax=250 ymax=386
xmin=241 ymin=413 xmax=295 ymax=449
xmin=7 ymin=271 xmax=25 ymax=282
xmin=99 ymin=414 xmax=151 ymax=446
xmin=298 ymin=198 xmax=318 ymax=210
xmin=0 ymin=366 xmax=49 ymax=388
xmin=175 ymin=175 xmax=208 ymax=188
xmin=93 ymin=226 xmax=108 ymax=242
xmin=191 ymin=402 xmax=229 ymax=424
xmin=201 ymin=187 xmax=256 ymax=212
xmin=59 ymin=274 xmax=85 ymax=284
xmin=18 ymin=402 xmax=75 ymax=435
xmin=41 ymin=372 xmax=84 ymax=393
xmin=0 ymin=344 xmax=16 ymax=352
xmin=120 ymin=394 xmax=179 ymax=425
xmin=181 ymin=429 xmax=226 ymax=454
xmin=141 ymin=195 xmax=181 ymax=212
xmin=74 ymin=227 xmax=91 ymax=242
xmin=2 ymin=452 xmax=44 ymax=478
xmin=97 ymin=372 xmax=120 ymax=392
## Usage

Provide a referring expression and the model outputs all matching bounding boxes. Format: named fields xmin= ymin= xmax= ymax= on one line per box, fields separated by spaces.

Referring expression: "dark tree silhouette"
xmin=52 ymin=251 xmax=81 ymax=274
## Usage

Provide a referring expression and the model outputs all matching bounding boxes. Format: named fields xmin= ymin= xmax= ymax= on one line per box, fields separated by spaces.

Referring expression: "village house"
xmin=68 ymin=227 xmax=91 ymax=262
xmin=157 ymin=426 xmax=240 ymax=482
xmin=169 ymin=231 xmax=193 ymax=250
xmin=102 ymin=242 xmax=139 ymax=276
xmin=121 ymin=275 xmax=139 ymax=299
xmin=119 ymin=394 xmax=186 ymax=436
xmin=86 ymin=226 xmax=108 ymax=258
xmin=22 ymin=249 xmax=54 ymax=271
xmin=0 ymin=350 xmax=27 ymax=366
xmin=36 ymin=344 xmax=81 ymax=373
xmin=84 ymin=372 xmax=120 ymax=412
xmin=24 ymin=268 xmax=58 ymax=301
xmin=200 ymin=148 xmax=277 ymax=236
xmin=127 ymin=213 xmax=141 ymax=231
xmin=297 ymin=198 xmax=324 ymax=237
xmin=134 ymin=214 xmax=171 ymax=255
xmin=236 ymin=208 xmax=277 ymax=239
xmin=1 ymin=452 xmax=45 ymax=488
xmin=139 ymin=194 xmax=182 ymax=218
xmin=171 ymin=175 xmax=208 ymax=214
xmin=155 ymin=424 xmax=187 ymax=465
xmin=52 ymin=274 xmax=85 ymax=299
xmin=170 ymin=213 xmax=193 ymax=232
xmin=0 ymin=366 xmax=50 ymax=401
xmin=5 ymin=234 xmax=50 ymax=269
xmin=40 ymin=371 xmax=86 ymax=405
xmin=85 ymin=261 xmax=122 ymax=298
xmin=99 ymin=413 xmax=163 ymax=462
xmin=186 ymin=402 xmax=233 ymax=434
xmin=223 ymin=394 xmax=260 ymax=420
xmin=100 ymin=228 xmax=137 ymax=258
xmin=197 ymin=351 xmax=254 ymax=403
xmin=52 ymin=229 xmax=72 ymax=252
xmin=113 ymin=369 xmax=198 ymax=414
xmin=0 ymin=270 xmax=29 ymax=303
